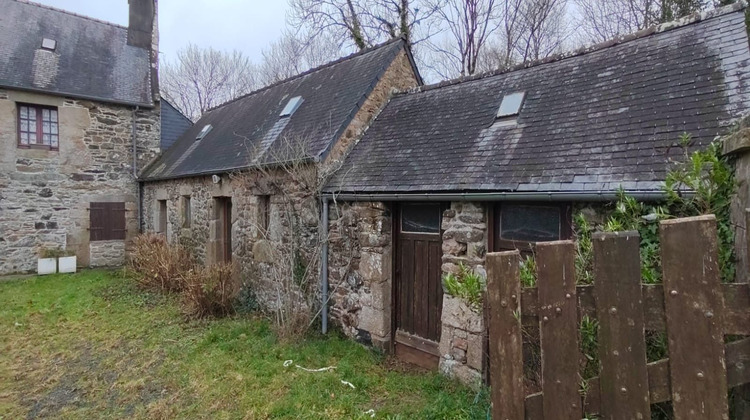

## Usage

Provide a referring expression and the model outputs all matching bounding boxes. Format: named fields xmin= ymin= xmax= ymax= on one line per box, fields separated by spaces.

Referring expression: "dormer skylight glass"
xmin=280 ymin=96 xmax=304 ymax=118
xmin=41 ymin=38 xmax=57 ymax=51
xmin=196 ymin=124 xmax=213 ymax=141
xmin=497 ymin=92 xmax=526 ymax=118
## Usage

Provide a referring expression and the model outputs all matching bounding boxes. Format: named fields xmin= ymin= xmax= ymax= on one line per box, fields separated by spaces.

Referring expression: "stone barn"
xmin=0 ymin=0 xmax=161 ymax=274
xmin=139 ymin=38 xmax=421 ymax=308
xmin=322 ymin=4 xmax=750 ymax=384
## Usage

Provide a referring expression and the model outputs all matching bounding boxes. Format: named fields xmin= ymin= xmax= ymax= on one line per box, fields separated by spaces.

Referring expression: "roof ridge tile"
xmin=205 ymin=37 xmax=406 ymax=114
xmin=14 ymin=0 xmax=128 ymax=30
xmin=401 ymin=1 xmax=747 ymax=96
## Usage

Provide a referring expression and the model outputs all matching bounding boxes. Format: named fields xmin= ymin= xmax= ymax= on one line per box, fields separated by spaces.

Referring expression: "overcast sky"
xmin=33 ymin=0 xmax=289 ymax=64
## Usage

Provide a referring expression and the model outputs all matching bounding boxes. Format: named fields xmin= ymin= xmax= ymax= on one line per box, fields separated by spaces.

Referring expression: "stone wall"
xmin=327 ymin=201 xmax=393 ymax=349
xmin=90 ymin=240 xmax=128 ymax=267
xmin=322 ymin=50 xmax=420 ymax=176
xmin=0 ymin=89 xmax=160 ymax=274
xmin=142 ymin=167 xmax=321 ymax=311
xmin=438 ymin=202 xmax=487 ymax=386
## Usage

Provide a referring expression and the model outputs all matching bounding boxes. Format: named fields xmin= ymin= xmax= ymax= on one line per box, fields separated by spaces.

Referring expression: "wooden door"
xmin=221 ymin=198 xmax=232 ymax=263
xmin=213 ymin=197 xmax=232 ymax=263
xmin=394 ymin=203 xmax=444 ymax=368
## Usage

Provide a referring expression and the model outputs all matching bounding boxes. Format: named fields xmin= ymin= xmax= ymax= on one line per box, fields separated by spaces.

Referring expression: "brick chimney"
xmin=128 ymin=0 xmax=159 ymax=101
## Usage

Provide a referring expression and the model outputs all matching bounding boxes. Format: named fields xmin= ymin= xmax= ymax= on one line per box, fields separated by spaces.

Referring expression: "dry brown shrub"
xmin=181 ymin=263 xmax=240 ymax=318
xmin=129 ymin=234 xmax=195 ymax=292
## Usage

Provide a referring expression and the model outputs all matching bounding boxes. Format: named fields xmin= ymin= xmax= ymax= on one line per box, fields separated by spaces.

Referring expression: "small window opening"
xmin=196 ymin=124 xmax=213 ymax=141
xmin=279 ymin=96 xmax=304 ymax=117
xmin=258 ymin=195 xmax=270 ymax=237
xmin=497 ymin=92 xmax=526 ymax=118
xmin=400 ymin=203 xmax=441 ymax=234
xmin=181 ymin=195 xmax=191 ymax=228
xmin=41 ymin=38 xmax=57 ymax=51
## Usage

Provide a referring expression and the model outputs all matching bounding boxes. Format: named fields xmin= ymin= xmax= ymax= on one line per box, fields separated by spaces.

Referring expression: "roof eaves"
xmin=0 ymin=83 xmax=155 ymax=108
xmin=140 ymin=156 xmax=316 ymax=182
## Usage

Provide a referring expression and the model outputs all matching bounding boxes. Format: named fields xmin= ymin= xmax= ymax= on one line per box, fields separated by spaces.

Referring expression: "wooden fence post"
xmin=660 ymin=215 xmax=729 ymax=419
xmin=487 ymin=251 xmax=525 ymax=420
xmin=536 ymin=240 xmax=581 ymax=419
xmin=593 ymin=231 xmax=651 ymax=419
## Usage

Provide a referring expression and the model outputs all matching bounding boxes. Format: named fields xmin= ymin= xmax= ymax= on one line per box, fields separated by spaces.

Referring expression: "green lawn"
xmin=0 ymin=270 xmax=488 ymax=419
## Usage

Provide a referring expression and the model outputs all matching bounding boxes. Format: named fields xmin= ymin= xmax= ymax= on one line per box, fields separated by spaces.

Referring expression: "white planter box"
xmin=37 ymin=258 xmax=57 ymax=275
xmin=58 ymin=256 xmax=77 ymax=273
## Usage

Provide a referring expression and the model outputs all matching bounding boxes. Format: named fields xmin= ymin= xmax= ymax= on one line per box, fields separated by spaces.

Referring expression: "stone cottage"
xmin=138 ymin=39 xmax=421 ymax=307
xmin=323 ymin=4 xmax=750 ymax=383
xmin=0 ymin=0 xmax=162 ymax=274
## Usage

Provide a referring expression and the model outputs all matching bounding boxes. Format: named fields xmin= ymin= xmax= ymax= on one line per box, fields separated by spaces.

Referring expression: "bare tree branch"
xmin=160 ymin=45 xmax=258 ymax=120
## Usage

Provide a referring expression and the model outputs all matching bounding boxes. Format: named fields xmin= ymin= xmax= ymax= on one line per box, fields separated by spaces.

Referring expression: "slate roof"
xmin=141 ymin=38 xmax=411 ymax=180
xmin=325 ymin=4 xmax=750 ymax=195
xmin=160 ymin=99 xmax=193 ymax=150
xmin=0 ymin=0 xmax=153 ymax=107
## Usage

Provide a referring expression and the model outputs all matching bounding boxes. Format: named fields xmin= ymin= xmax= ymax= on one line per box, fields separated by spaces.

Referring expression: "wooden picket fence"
xmin=486 ymin=215 xmax=750 ymax=419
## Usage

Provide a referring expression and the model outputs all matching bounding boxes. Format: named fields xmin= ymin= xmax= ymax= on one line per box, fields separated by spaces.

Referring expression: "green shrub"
xmin=573 ymin=136 xmax=737 ymax=284
xmin=442 ymin=263 xmax=485 ymax=311
xmin=519 ymin=256 xmax=537 ymax=288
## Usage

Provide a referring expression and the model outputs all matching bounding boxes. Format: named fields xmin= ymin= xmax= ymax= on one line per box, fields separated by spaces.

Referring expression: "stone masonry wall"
xmin=322 ymin=50 xmax=420 ymax=176
xmin=0 ymin=89 xmax=160 ymax=274
xmin=142 ymin=167 xmax=320 ymax=311
xmin=439 ymin=202 xmax=487 ymax=387
xmin=327 ymin=201 xmax=392 ymax=349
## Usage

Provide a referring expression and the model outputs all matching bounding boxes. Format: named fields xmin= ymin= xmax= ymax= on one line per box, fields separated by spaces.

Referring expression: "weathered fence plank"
xmin=593 ymin=231 xmax=651 ymax=419
xmin=521 ymin=283 xmax=748 ymax=335
xmin=660 ymin=215 xmax=729 ymax=419
xmin=536 ymin=240 xmax=581 ymax=419
xmin=487 ymin=251 xmax=525 ymax=420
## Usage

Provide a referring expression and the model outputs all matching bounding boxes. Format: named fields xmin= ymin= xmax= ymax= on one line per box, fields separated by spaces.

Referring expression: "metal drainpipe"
xmin=321 ymin=196 xmax=330 ymax=334
xmin=132 ymin=106 xmax=142 ymax=232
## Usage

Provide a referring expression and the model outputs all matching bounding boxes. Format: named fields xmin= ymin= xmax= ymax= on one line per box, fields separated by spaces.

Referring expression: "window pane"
xmin=20 ymin=106 xmax=28 ymax=118
xmin=500 ymin=205 xmax=560 ymax=242
xmin=28 ymin=108 xmax=36 ymax=119
xmin=29 ymin=132 xmax=37 ymax=143
xmin=51 ymin=123 xmax=58 ymax=134
xmin=401 ymin=203 xmax=441 ymax=234
xmin=20 ymin=132 xmax=28 ymax=145
xmin=43 ymin=134 xmax=50 ymax=144
xmin=20 ymin=120 xmax=28 ymax=132
xmin=43 ymin=121 xmax=50 ymax=134
xmin=42 ymin=109 xmax=50 ymax=120
xmin=51 ymin=110 xmax=58 ymax=122
xmin=51 ymin=135 xmax=58 ymax=148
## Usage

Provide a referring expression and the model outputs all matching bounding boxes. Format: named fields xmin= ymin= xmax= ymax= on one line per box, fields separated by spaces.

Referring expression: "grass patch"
xmin=0 ymin=270 xmax=488 ymax=419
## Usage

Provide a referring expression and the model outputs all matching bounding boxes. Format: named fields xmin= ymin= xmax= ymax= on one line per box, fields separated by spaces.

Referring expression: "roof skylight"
xmin=196 ymin=124 xmax=213 ymax=141
xmin=280 ymin=96 xmax=304 ymax=118
xmin=41 ymin=38 xmax=57 ymax=51
xmin=497 ymin=92 xmax=526 ymax=118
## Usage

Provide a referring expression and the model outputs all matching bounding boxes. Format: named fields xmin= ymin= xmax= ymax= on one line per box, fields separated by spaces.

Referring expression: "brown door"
xmin=394 ymin=203 xmax=444 ymax=368
xmin=213 ymin=197 xmax=232 ymax=263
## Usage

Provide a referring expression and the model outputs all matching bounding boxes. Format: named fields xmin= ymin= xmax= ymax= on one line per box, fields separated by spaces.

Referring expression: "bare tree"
xmin=288 ymin=0 xmax=441 ymax=50
xmin=424 ymin=0 xmax=502 ymax=77
xmin=574 ymin=0 xmax=661 ymax=43
xmin=160 ymin=44 xmax=258 ymax=120
xmin=575 ymin=0 xmax=716 ymax=45
xmin=258 ymin=31 xmax=343 ymax=86
xmin=515 ymin=0 xmax=570 ymax=62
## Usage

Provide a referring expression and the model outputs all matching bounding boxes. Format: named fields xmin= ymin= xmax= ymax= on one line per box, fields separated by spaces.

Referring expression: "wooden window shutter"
xmin=90 ymin=202 xmax=127 ymax=241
